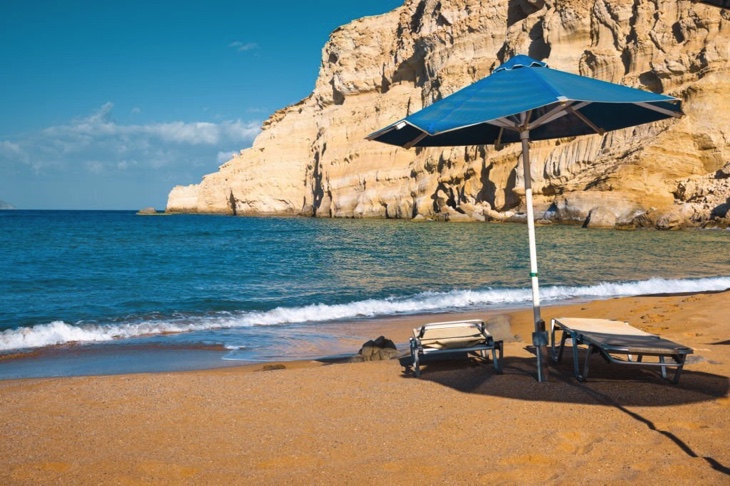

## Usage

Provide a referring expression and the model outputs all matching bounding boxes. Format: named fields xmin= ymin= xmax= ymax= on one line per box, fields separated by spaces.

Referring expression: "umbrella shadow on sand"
xmin=398 ymin=350 xmax=730 ymax=475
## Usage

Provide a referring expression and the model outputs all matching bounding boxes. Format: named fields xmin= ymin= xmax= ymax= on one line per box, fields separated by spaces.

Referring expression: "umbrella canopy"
xmin=368 ymin=55 xmax=683 ymax=381
xmin=369 ymin=55 xmax=682 ymax=148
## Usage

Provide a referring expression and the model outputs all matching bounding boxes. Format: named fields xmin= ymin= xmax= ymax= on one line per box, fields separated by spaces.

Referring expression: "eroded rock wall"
xmin=166 ymin=0 xmax=730 ymax=228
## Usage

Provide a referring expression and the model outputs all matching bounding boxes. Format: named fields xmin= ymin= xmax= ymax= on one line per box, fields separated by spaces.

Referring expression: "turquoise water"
xmin=1 ymin=210 xmax=729 ymax=377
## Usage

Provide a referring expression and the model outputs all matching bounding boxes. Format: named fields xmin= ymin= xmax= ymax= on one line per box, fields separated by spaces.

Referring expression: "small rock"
xmin=136 ymin=207 xmax=159 ymax=215
xmin=355 ymin=336 xmax=398 ymax=361
xmin=372 ymin=336 xmax=396 ymax=350
xmin=614 ymin=223 xmax=637 ymax=231
xmin=359 ymin=344 xmax=377 ymax=358
xmin=434 ymin=212 xmax=450 ymax=222
xmin=583 ymin=207 xmax=616 ymax=229
xmin=655 ymin=208 xmax=688 ymax=230
xmin=376 ymin=348 xmax=399 ymax=360
xmin=716 ymin=162 xmax=730 ymax=179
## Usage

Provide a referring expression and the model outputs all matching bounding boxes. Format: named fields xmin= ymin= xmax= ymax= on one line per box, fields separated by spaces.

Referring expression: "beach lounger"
xmin=409 ymin=319 xmax=503 ymax=377
xmin=550 ymin=317 xmax=693 ymax=384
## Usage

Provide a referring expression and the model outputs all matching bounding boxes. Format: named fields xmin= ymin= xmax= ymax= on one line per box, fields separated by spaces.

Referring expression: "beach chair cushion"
xmin=415 ymin=324 xmax=487 ymax=350
xmin=409 ymin=319 xmax=503 ymax=377
xmin=550 ymin=317 xmax=693 ymax=383
xmin=553 ymin=318 xmax=692 ymax=355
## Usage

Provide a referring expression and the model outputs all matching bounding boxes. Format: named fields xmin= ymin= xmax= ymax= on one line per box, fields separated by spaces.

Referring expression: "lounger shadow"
xmin=408 ymin=319 xmax=503 ymax=377
xmin=550 ymin=317 xmax=694 ymax=384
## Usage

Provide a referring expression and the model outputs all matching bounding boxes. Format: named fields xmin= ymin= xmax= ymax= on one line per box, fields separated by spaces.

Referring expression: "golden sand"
xmin=1 ymin=291 xmax=729 ymax=484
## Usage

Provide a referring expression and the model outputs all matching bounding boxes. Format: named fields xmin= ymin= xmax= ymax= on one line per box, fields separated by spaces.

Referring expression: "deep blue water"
xmin=1 ymin=210 xmax=729 ymax=377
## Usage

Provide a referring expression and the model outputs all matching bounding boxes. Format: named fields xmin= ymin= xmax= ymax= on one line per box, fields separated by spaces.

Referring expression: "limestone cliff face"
xmin=166 ymin=0 xmax=730 ymax=228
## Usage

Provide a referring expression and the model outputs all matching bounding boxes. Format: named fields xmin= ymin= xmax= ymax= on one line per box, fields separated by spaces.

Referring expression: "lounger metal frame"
xmin=550 ymin=318 xmax=693 ymax=384
xmin=409 ymin=319 xmax=503 ymax=377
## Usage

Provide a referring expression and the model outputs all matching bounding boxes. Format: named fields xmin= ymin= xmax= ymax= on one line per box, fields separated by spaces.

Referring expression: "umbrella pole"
xmin=521 ymin=130 xmax=548 ymax=382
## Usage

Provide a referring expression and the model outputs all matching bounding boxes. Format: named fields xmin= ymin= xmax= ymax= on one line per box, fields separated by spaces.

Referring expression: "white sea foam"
xmin=0 ymin=318 xmax=239 ymax=352
xmin=2 ymin=276 xmax=729 ymax=352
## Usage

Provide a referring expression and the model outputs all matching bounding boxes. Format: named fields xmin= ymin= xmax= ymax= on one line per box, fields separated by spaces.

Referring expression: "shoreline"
xmin=1 ymin=289 xmax=728 ymax=381
xmin=1 ymin=290 xmax=729 ymax=483
xmin=7 ymin=208 xmax=730 ymax=231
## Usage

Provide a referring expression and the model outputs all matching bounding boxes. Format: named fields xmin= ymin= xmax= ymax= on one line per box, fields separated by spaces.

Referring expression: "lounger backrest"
xmin=554 ymin=317 xmax=693 ymax=354
xmin=554 ymin=318 xmax=654 ymax=337
xmin=414 ymin=320 xmax=489 ymax=350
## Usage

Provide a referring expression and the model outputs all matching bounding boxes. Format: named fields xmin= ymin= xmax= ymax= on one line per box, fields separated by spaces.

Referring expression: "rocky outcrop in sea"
xmin=166 ymin=0 xmax=730 ymax=229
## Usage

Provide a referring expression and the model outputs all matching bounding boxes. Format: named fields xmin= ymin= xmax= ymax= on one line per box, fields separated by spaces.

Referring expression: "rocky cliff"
xmin=166 ymin=0 xmax=730 ymax=229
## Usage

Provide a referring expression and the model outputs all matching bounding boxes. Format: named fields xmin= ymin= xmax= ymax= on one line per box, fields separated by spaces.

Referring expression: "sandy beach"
xmin=1 ymin=290 xmax=729 ymax=484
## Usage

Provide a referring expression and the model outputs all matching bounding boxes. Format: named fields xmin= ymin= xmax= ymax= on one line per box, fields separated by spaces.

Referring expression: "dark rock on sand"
xmin=262 ymin=364 xmax=287 ymax=371
xmin=355 ymin=336 xmax=398 ymax=361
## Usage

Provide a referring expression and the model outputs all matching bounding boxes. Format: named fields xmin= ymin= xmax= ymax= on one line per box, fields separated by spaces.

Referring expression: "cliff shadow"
xmin=506 ymin=0 xmax=544 ymax=27
xmin=476 ymin=161 xmax=498 ymax=207
xmin=696 ymin=0 xmax=729 ymax=8
xmin=711 ymin=199 xmax=729 ymax=218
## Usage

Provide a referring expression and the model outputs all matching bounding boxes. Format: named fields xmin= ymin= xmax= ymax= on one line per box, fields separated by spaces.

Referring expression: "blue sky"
xmin=0 ymin=0 xmax=403 ymax=209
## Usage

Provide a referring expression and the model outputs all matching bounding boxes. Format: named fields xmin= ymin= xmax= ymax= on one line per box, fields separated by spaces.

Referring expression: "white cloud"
xmin=229 ymin=41 xmax=259 ymax=52
xmin=0 ymin=103 xmax=262 ymax=177
xmin=217 ymin=150 xmax=237 ymax=164
xmin=0 ymin=140 xmax=22 ymax=156
xmin=86 ymin=160 xmax=104 ymax=174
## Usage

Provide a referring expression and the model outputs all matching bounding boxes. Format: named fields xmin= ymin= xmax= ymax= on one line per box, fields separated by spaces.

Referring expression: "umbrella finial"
xmin=495 ymin=55 xmax=547 ymax=73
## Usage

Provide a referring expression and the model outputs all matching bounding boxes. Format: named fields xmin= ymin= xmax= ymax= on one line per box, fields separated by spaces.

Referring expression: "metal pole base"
xmin=533 ymin=320 xmax=549 ymax=382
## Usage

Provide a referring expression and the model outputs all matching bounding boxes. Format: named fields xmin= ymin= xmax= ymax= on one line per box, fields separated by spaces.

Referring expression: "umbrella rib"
xmin=530 ymin=101 xmax=590 ymax=128
xmin=404 ymin=132 xmax=429 ymax=149
xmin=636 ymin=101 xmax=683 ymax=118
xmin=565 ymin=104 xmax=605 ymax=135
xmin=365 ymin=122 xmax=400 ymax=140
xmin=490 ymin=117 xmax=520 ymax=130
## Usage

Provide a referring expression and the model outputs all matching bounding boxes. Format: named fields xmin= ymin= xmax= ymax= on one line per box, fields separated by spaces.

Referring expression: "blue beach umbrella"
xmin=367 ymin=55 xmax=683 ymax=381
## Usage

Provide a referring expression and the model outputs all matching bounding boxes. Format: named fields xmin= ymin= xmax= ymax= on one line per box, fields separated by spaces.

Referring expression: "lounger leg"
xmin=550 ymin=320 xmax=558 ymax=361
xmin=492 ymin=342 xmax=503 ymax=374
xmin=409 ymin=340 xmax=421 ymax=378
xmin=557 ymin=331 xmax=568 ymax=363
xmin=570 ymin=334 xmax=584 ymax=381
xmin=659 ymin=355 xmax=667 ymax=380
xmin=672 ymin=356 xmax=686 ymax=384
xmin=580 ymin=344 xmax=592 ymax=382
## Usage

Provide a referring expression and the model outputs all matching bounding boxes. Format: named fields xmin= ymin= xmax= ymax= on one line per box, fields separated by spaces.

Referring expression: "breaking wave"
xmin=2 ymin=276 xmax=728 ymax=352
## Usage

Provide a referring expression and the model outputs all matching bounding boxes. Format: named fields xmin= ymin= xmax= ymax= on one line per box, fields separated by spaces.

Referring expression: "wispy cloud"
xmin=229 ymin=41 xmax=259 ymax=52
xmin=0 ymin=103 xmax=260 ymax=173
xmin=217 ymin=150 xmax=238 ymax=163
xmin=0 ymin=141 xmax=22 ymax=157
xmin=0 ymin=102 xmax=262 ymax=177
xmin=35 ymin=102 xmax=261 ymax=148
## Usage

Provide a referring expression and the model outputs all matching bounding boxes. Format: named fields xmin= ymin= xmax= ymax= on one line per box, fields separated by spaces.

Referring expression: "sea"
xmin=1 ymin=210 xmax=729 ymax=379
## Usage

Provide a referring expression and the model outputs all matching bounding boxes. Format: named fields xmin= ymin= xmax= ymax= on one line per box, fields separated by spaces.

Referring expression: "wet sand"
xmin=1 ymin=291 xmax=729 ymax=484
